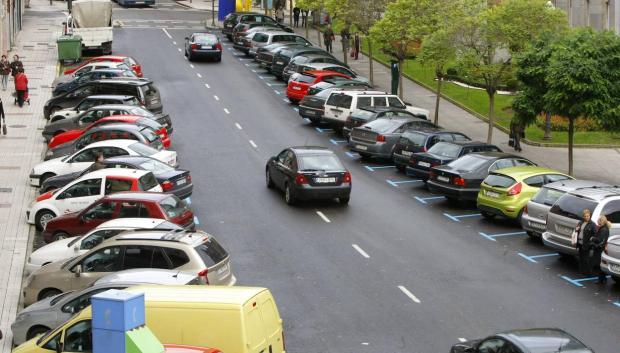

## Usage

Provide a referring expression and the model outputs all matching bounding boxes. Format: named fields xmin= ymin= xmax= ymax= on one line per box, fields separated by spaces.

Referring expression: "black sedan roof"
xmin=497 ymin=328 xmax=591 ymax=353
xmin=290 ymin=146 xmax=334 ymax=155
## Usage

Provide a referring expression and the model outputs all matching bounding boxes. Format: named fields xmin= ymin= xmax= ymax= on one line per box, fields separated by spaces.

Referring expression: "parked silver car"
xmin=601 ymin=235 xmax=620 ymax=282
xmin=521 ymin=180 xmax=608 ymax=239
xmin=543 ymin=186 xmax=620 ymax=256
xmin=11 ymin=269 xmax=198 ymax=345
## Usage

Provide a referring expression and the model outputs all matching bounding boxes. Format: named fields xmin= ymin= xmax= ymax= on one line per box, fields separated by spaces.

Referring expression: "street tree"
xmin=543 ymin=28 xmax=620 ymax=175
xmin=324 ymin=0 xmax=353 ymax=64
xmin=451 ymin=0 xmax=567 ymax=144
xmin=295 ymin=0 xmax=325 ymax=45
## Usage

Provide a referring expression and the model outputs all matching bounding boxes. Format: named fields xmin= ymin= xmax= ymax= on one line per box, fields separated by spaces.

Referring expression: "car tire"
xmin=612 ymin=275 xmax=620 ymax=283
xmin=516 ymin=209 xmax=524 ymax=224
xmin=216 ymin=54 xmax=222 ymax=62
xmin=289 ymin=99 xmax=300 ymax=105
xmin=52 ymin=231 xmax=70 ymax=242
xmin=38 ymin=288 xmax=62 ymax=301
xmin=266 ymin=168 xmax=274 ymax=189
xmin=307 ymin=117 xmax=320 ymax=125
xmin=395 ymin=164 xmax=405 ymax=172
xmin=39 ymin=173 xmax=55 ymax=185
xmin=339 ymin=196 xmax=350 ymax=205
xmin=26 ymin=326 xmax=51 ymax=341
xmin=480 ymin=211 xmax=495 ymax=220
xmin=35 ymin=210 xmax=56 ymax=231
xmin=359 ymin=153 xmax=372 ymax=161
xmin=284 ymin=183 xmax=296 ymax=205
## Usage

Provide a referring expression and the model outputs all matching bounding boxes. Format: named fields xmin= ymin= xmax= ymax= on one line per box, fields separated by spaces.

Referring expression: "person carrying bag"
xmin=572 ymin=209 xmax=597 ymax=275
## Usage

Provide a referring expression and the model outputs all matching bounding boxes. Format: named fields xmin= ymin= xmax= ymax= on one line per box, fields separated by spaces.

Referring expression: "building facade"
xmin=551 ymin=0 xmax=619 ymax=31
xmin=1 ymin=0 xmax=24 ymax=55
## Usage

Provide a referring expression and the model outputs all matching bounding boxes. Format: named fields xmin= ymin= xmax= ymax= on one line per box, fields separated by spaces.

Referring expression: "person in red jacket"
xmin=14 ymin=67 xmax=28 ymax=107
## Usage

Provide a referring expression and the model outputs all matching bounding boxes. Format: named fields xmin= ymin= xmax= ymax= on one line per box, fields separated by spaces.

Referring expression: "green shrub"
xmin=535 ymin=115 xmax=601 ymax=132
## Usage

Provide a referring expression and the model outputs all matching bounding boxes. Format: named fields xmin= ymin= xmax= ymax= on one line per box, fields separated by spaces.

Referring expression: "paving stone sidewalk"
xmin=0 ymin=0 xmax=64 ymax=350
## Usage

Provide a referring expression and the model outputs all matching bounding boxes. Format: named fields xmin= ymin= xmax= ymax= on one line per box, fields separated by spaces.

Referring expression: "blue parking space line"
xmin=518 ymin=253 xmax=538 ymax=263
xmin=386 ymin=179 xmax=399 ymax=187
xmin=364 ymin=165 xmax=396 ymax=172
xmin=479 ymin=231 xmax=527 ymax=242
xmin=194 ymin=216 xmax=200 ymax=225
xmin=560 ymin=275 xmax=609 ymax=287
xmin=302 ymin=117 xmax=311 ymax=123
xmin=518 ymin=252 xmax=559 ymax=263
xmin=613 ymin=302 xmax=620 ymax=308
xmin=364 ymin=165 xmax=375 ymax=172
xmin=445 ymin=212 xmax=482 ymax=222
xmin=330 ymin=139 xmax=347 ymax=145
xmin=414 ymin=196 xmax=446 ymax=204
xmin=443 ymin=213 xmax=461 ymax=222
xmin=184 ymin=197 xmax=191 ymax=205
xmin=292 ymin=107 xmax=299 ymax=112
xmin=530 ymin=253 xmax=560 ymax=259
xmin=561 ymin=275 xmax=584 ymax=287
xmin=315 ymin=127 xmax=334 ymax=133
xmin=345 ymin=152 xmax=359 ymax=158
xmin=385 ymin=179 xmax=422 ymax=187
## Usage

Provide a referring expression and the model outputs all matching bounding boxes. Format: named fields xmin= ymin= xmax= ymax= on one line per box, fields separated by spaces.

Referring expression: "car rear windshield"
xmin=523 ymin=334 xmax=588 ymax=353
xmin=401 ymin=131 xmax=427 ymax=146
xmin=484 ymin=174 xmax=517 ymax=188
xmin=363 ymin=118 xmax=403 ymax=133
xmin=447 ymin=154 xmax=488 ymax=172
xmin=427 ymin=142 xmax=462 ymax=158
xmin=159 ymin=196 xmax=189 ymax=218
xmin=125 ymin=97 xmax=141 ymax=106
xmin=139 ymin=172 xmax=159 ymax=191
xmin=299 ymin=154 xmax=344 ymax=171
xmin=351 ymin=110 xmax=375 ymax=120
xmin=194 ymin=237 xmax=229 ymax=267
xmin=126 ymin=106 xmax=152 ymax=117
xmin=196 ymin=35 xmax=218 ymax=45
xmin=129 ymin=142 xmax=158 ymax=157
xmin=140 ymin=84 xmax=158 ymax=98
xmin=550 ymin=194 xmax=598 ymax=220
xmin=294 ymin=74 xmax=316 ymax=83
xmin=139 ymin=158 xmax=174 ymax=174
xmin=253 ymin=33 xmax=268 ymax=42
xmin=531 ymin=187 xmax=566 ymax=206
xmin=273 ymin=35 xmax=299 ymax=42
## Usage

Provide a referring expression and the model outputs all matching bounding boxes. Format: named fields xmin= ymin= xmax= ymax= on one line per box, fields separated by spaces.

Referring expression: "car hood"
xmin=30 ymin=256 xmax=73 ymax=277
xmin=46 ymin=141 xmax=75 ymax=160
xmin=432 ymin=164 xmax=474 ymax=176
xmin=30 ymin=237 xmax=77 ymax=265
xmin=152 ymin=150 xmax=178 ymax=167
xmin=32 ymin=156 xmax=68 ymax=175
xmin=53 ymin=108 xmax=80 ymax=118
xmin=41 ymin=172 xmax=82 ymax=190
xmin=17 ymin=294 xmax=57 ymax=315
xmin=51 ymin=74 xmax=75 ymax=88
xmin=405 ymin=106 xmax=430 ymax=119
xmin=43 ymin=118 xmax=76 ymax=135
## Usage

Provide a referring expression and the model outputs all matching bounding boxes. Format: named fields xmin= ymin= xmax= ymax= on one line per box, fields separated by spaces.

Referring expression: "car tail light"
xmin=376 ymin=134 xmax=386 ymax=142
xmin=186 ymin=174 xmax=192 ymax=183
xmin=343 ymin=171 xmax=351 ymax=183
xmin=191 ymin=43 xmax=198 ymax=50
xmin=429 ymin=170 xmax=437 ymax=179
xmin=453 ymin=177 xmax=466 ymax=186
xmin=198 ymin=268 xmax=210 ymax=284
xmin=36 ymin=190 xmax=55 ymax=201
xmin=295 ymin=173 xmax=309 ymax=185
xmin=524 ymin=205 xmax=528 ymax=215
xmin=507 ymin=182 xmax=522 ymax=196
xmin=216 ymin=43 xmax=223 ymax=50
xmin=157 ymin=127 xmax=167 ymax=138
xmin=161 ymin=180 xmax=174 ymax=191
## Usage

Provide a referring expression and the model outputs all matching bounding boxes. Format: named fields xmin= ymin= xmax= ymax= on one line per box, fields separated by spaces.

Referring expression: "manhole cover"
xmin=0 ymin=187 xmax=12 ymax=192
xmin=9 ymin=124 xmax=27 ymax=128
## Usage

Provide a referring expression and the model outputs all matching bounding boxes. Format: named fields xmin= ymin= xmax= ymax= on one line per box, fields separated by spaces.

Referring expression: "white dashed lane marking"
xmin=352 ymin=244 xmax=370 ymax=258
xmin=458 ymin=338 xmax=467 ymax=343
xmin=204 ymin=83 xmax=210 ymax=88
xmin=177 ymin=48 xmax=182 ymax=52
xmin=235 ymin=123 xmax=242 ymax=130
xmin=224 ymin=108 xmax=230 ymax=114
xmin=162 ymin=28 xmax=172 ymax=38
xmin=189 ymin=64 xmax=194 ymax=68
xmin=315 ymin=211 xmax=331 ymax=223
xmin=249 ymin=140 xmax=258 ymax=148
xmin=398 ymin=285 xmax=421 ymax=304
xmin=213 ymin=95 xmax=219 ymax=101
xmin=173 ymin=41 xmax=177 ymax=45
xmin=196 ymin=73 xmax=202 ymax=78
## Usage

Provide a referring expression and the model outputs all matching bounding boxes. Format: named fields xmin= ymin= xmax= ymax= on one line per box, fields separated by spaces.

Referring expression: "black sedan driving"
xmin=266 ymin=146 xmax=351 ymax=205
xmin=427 ymin=152 xmax=535 ymax=202
xmin=40 ymin=155 xmax=193 ymax=199
xmin=185 ymin=32 xmax=222 ymax=62
xmin=450 ymin=328 xmax=593 ymax=353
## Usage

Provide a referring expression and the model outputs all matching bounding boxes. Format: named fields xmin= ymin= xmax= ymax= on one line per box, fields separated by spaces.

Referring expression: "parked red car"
xmin=42 ymin=192 xmax=195 ymax=243
xmin=48 ymin=115 xmax=171 ymax=149
xmin=64 ymin=56 xmax=143 ymax=77
xmin=286 ymin=70 xmax=349 ymax=104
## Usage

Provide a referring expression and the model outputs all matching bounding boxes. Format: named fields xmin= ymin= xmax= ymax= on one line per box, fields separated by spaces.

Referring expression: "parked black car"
xmin=450 ymin=328 xmax=593 ymax=353
xmin=306 ymin=78 xmax=372 ymax=96
xmin=256 ymin=42 xmax=305 ymax=71
xmin=283 ymin=53 xmax=347 ymax=82
xmin=47 ymin=95 xmax=141 ymax=122
xmin=45 ymin=124 xmax=163 ymax=160
xmin=343 ymin=107 xmax=430 ymax=139
xmin=392 ymin=129 xmax=470 ymax=171
xmin=266 ymin=146 xmax=351 ymax=205
xmin=40 ymin=155 xmax=193 ymax=199
xmin=44 ymin=78 xmax=162 ymax=119
xmin=43 ymin=104 xmax=172 ymax=141
xmin=53 ymin=68 xmax=137 ymax=96
xmin=271 ymin=46 xmax=333 ymax=80
xmin=406 ymin=141 xmax=502 ymax=181
xmin=223 ymin=12 xmax=289 ymax=39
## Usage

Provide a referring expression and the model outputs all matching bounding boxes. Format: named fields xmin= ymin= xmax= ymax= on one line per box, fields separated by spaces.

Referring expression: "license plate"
xmin=401 ymin=150 xmax=413 ymax=157
xmin=556 ymin=225 xmax=574 ymax=235
xmin=529 ymin=221 xmax=546 ymax=230
xmin=217 ymin=263 xmax=229 ymax=276
xmin=177 ymin=178 xmax=186 ymax=186
xmin=304 ymin=110 xmax=315 ymax=115
xmin=226 ymin=24 xmax=233 ymax=27
xmin=315 ymin=177 xmax=336 ymax=183
xmin=292 ymin=86 xmax=301 ymax=90
xmin=202 ymin=45 xmax=213 ymax=49
xmin=486 ymin=190 xmax=500 ymax=198
xmin=609 ymin=263 xmax=620 ymax=274
xmin=418 ymin=161 xmax=430 ymax=167
xmin=437 ymin=176 xmax=449 ymax=183
xmin=276 ymin=61 xmax=284 ymax=65
xmin=356 ymin=145 xmax=368 ymax=151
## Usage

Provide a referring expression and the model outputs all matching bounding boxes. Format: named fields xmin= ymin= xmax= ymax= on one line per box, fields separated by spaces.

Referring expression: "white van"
xmin=322 ymin=90 xmax=429 ymax=126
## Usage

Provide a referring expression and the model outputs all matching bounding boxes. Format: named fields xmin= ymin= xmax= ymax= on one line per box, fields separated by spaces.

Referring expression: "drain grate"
xmin=0 ymin=166 xmax=20 ymax=170
xmin=9 ymin=124 xmax=27 ymax=128
xmin=0 ymin=203 xmax=11 ymax=208
xmin=0 ymin=187 xmax=12 ymax=193
xmin=1 ymin=136 xmax=27 ymax=140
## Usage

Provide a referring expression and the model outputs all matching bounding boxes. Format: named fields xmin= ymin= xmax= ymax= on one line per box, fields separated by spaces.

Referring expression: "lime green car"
xmin=477 ymin=166 xmax=573 ymax=220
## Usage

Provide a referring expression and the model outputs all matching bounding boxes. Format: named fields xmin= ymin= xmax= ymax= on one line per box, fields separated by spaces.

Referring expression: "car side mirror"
xmin=73 ymin=265 xmax=82 ymax=277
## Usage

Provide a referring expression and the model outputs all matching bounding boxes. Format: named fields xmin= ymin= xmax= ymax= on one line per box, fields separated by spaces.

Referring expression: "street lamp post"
xmin=211 ymin=0 xmax=216 ymax=27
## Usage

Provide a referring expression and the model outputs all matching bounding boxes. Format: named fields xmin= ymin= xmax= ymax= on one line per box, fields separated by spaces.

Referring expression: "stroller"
xmin=12 ymin=89 xmax=30 ymax=105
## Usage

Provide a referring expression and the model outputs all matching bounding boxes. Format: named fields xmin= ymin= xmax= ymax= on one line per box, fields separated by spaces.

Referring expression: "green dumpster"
xmin=56 ymin=35 xmax=82 ymax=62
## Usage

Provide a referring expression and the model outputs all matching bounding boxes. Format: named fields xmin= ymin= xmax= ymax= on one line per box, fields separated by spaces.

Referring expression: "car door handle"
xmin=331 ymin=108 xmax=342 ymax=112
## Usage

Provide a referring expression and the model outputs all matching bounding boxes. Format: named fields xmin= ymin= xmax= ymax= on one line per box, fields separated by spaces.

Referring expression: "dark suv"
xmin=44 ymin=78 xmax=162 ymax=119
xmin=392 ymin=129 xmax=470 ymax=171
xmin=271 ymin=46 xmax=328 ymax=80
xmin=223 ymin=12 xmax=289 ymax=39
xmin=48 ymin=95 xmax=141 ymax=122
xmin=53 ymin=69 xmax=137 ymax=96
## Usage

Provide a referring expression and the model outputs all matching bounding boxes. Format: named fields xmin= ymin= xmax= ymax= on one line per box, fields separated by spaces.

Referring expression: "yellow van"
xmin=13 ymin=286 xmax=285 ymax=353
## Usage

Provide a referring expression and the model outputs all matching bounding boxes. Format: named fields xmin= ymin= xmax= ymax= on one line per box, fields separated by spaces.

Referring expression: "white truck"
xmin=66 ymin=0 xmax=113 ymax=54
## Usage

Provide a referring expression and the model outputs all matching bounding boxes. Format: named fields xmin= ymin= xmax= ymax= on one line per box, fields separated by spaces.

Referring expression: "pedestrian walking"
xmin=14 ymin=68 xmax=28 ymax=107
xmin=352 ymin=33 xmax=361 ymax=60
xmin=275 ymin=7 xmax=285 ymax=24
xmin=340 ymin=27 xmax=350 ymax=54
xmin=0 ymin=56 xmax=10 ymax=90
xmin=10 ymin=54 xmax=23 ymax=77
xmin=323 ymin=25 xmax=335 ymax=53
xmin=509 ymin=119 xmax=524 ymax=152
xmin=301 ymin=9 xmax=308 ymax=27
xmin=591 ymin=215 xmax=611 ymax=283
xmin=572 ymin=209 xmax=597 ymax=275
xmin=293 ymin=7 xmax=300 ymax=27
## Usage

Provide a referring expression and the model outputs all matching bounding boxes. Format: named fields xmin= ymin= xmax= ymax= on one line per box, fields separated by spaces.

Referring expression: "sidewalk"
xmin=0 ymin=0 xmax=63 ymax=350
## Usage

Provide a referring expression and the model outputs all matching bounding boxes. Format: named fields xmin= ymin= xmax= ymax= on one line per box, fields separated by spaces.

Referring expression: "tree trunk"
xmin=487 ymin=91 xmax=495 ymax=144
xmin=398 ymin=59 xmax=404 ymax=99
xmin=434 ymin=75 xmax=443 ymax=125
xmin=342 ymin=37 xmax=348 ymax=65
xmin=368 ymin=39 xmax=374 ymax=86
xmin=305 ymin=17 xmax=309 ymax=39
xmin=568 ymin=117 xmax=574 ymax=176
xmin=289 ymin=0 xmax=293 ymax=27
xmin=317 ymin=27 xmax=322 ymax=48
xmin=543 ymin=111 xmax=552 ymax=140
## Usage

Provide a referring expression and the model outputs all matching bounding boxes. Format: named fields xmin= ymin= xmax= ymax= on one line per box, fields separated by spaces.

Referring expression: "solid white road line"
xmin=162 ymin=28 xmax=172 ymax=38
xmin=235 ymin=123 xmax=242 ymax=130
xmin=458 ymin=338 xmax=467 ymax=343
xmin=224 ymin=108 xmax=230 ymax=114
xmin=196 ymin=73 xmax=202 ymax=78
xmin=213 ymin=95 xmax=220 ymax=101
xmin=352 ymin=244 xmax=370 ymax=258
xmin=315 ymin=211 xmax=331 ymax=223
xmin=398 ymin=285 xmax=421 ymax=304
xmin=189 ymin=64 xmax=194 ymax=68
xmin=204 ymin=83 xmax=210 ymax=88
xmin=249 ymin=140 xmax=258 ymax=148
xmin=177 ymin=48 xmax=182 ymax=52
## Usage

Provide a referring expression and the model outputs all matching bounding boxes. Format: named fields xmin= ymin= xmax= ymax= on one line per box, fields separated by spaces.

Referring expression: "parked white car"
xmin=25 ymin=218 xmax=182 ymax=274
xmin=27 ymin=169 xmax=163 ymax=230
xmin=29 ymin=139 xmax=178 ymax=187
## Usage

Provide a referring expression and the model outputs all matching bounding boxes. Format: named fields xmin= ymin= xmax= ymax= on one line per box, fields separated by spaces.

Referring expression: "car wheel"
xmin=289 ymin=99 xmax=299 ymax=105
xmin=480 ymin=211 xmax=495 ymax=220
xmin=395 ymin=164 xmax=406 ymax=172
xmin=39 ymin=173 xmax=55 ymax=185
xmin=216 ymin=54 xmax=222 ymax=62
xmin=339 ymin=196 xmax=350 ymax=205
xmin=52 ymin=231 xmax=70 ymax=242
xmin=284 ymin=183 xmax=296 ymax=205
xmin=26 ymin=326 xmax=51 ymax=341
xmin=38 ymin=288 xmax=62 ymax=301
xmin=266 ymin=168 xmax=274 ymax=189
xmin=359 ymin=153 xmax=372 ymax=161
xmin=307 ymin=116 xmax=320 ymax=125
xmin=35 ymin=210 xmax=56 ymax=231
xmin=612 ymin=275 xmax=620 ymax=283
xmin=558 ymin=253 xmax=573 ymax=261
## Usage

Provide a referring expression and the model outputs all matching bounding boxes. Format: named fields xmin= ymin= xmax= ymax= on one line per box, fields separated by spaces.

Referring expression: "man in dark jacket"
xmin=323 ymin=25 xmax=334 ymax=53
xmin=591 ymin=215 xmax=610 ymax=283
xmin=10 ymin=55 xmax=23 ymax=77
xmin=577 ymin=209 xmax=597 ymax=275
xmin=293 ymin=7 xmax=300 ymax=27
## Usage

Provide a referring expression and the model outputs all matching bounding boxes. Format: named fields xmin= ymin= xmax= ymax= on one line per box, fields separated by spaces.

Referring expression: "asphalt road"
xmin=111 ymin=3 xmax=620 ymax=353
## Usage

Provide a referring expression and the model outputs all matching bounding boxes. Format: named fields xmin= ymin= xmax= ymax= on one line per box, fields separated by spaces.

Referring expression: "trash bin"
xmin=57 ymin=35 xmax=82 ymax=63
